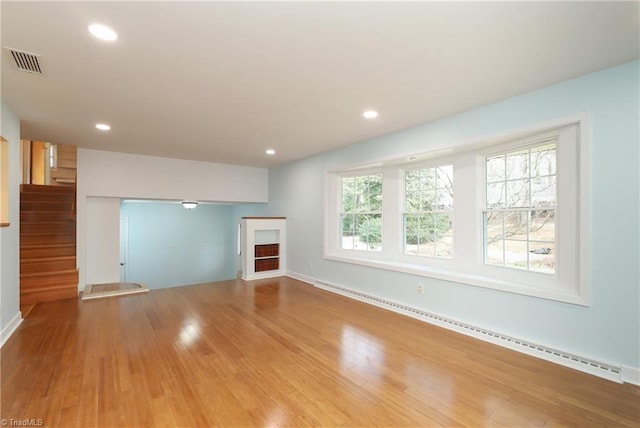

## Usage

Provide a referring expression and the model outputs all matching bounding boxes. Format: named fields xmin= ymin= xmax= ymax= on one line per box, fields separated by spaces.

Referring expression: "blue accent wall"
xmin=120 ymin=202 xmax=237 ymax=289
xmin=255 ymin=61 xmax=640 ymax=368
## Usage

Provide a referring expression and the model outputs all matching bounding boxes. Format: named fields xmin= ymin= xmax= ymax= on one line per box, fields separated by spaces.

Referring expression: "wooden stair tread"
xmin=21 ymin=255 xmax=76 ymax=263
xmin=20 ymin=269 xmax=78 ymax=278
xmin=21 ymin=283 xmax=77 ymax=293
xmin=20 ymin=184 xmax=75 ymax=193
xmin=21 ymin=242 xmax=75 ymax=248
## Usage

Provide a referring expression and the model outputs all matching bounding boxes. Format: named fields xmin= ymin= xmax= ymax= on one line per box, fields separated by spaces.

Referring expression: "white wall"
xmin=77 ymin=149 xmax=268 ymax=290
xmin=78 ymin=149 xmax=268 ymax=203
xmin=0 ymin=100 xmax=22 ymax=346
xmin=85 ymin=197 xmax=120 ymax=285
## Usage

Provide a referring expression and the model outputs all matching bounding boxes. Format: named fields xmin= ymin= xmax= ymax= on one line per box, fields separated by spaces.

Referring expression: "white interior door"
xmin=119 ymin=216 xmax=129 ymax=282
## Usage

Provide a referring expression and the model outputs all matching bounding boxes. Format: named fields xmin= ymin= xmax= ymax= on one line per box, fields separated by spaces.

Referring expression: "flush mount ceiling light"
xmin=265 ymin=149 xmax=276 ymax=155
xmin=95 ymin=123 xmax=111 ymax=131
xmin=88 ymin=23 xmax=118 ymax=42
xmin=181 ymin=201 xmax=198 ymax=209
xmin=362 ymin=110 xmax=379 ymax=119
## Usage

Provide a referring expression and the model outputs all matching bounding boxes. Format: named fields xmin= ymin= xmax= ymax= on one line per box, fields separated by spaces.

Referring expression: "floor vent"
xmin=314 ymin=280 xmax=622 ymax=383
xmin=5 ymin=47 xmax=42 ymax=74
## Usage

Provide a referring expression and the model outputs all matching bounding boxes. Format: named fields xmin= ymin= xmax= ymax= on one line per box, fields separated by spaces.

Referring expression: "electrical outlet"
xmin=418 ymin=283 xmax=424 ymax=294
xmin=308 ymin=259 xmax=313 ymax=271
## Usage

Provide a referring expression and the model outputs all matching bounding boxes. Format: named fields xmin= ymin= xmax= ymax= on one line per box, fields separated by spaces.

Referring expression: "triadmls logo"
xmin=1 ymin=419 xmax=44 ymax=427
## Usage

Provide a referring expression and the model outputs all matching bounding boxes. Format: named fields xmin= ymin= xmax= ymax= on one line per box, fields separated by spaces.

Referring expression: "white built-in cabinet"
xmin=240 ymin=217 xmax=286 ymax=280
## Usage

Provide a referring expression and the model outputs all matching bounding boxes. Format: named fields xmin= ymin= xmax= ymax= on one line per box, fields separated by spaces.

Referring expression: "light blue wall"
xmin=261 ymin=61 xmax=640 ymax=368
xmin=120 ymin=202 xmax=237 ymax=289
xmin=0 ymin=100 xmax=21 ymax=335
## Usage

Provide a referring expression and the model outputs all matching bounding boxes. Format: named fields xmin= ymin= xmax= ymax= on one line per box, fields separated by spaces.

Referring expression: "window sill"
xmin=324 ymin=253 xmax=588 ymax=306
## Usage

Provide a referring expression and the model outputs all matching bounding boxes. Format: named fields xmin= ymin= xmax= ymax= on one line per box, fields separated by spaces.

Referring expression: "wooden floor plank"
xmin=2 ymin=277 xmax=639 ymax=427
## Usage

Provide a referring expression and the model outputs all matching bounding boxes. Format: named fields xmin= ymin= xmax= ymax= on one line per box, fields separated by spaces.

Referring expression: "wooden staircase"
xmin=20 ymin=184 xmax=78 ymax=305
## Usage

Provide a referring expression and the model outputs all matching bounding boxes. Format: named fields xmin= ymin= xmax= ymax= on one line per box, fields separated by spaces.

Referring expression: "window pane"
xmin=405 ymin=169 xmax=420 ymax=192
xmin=367 ymin=175 xmax=383 ymax=211
xmin=487 ymin=183 xmax=505 ymax=208
xmin=435 ymin=237 xmax=453 ymax=258
xmin=529 ymin=210 xmax=555 ymax=243
xmin=485 ymin=211 xmax=504 ymax=240
xmin=406 ymin=191 xmax=420 ymax=211
xmin=418 ymin=214 xmax=435 ymax=243
xmin=436 ymin=165 xmax=453 ymax=188
xmin=506 ymin=179 xmax=530 ymax=207
xmin=485 ymin=239 xmax=504 ymax=266
xmin=437 ymin=187 xmax=454 ymax=209
xmin=504 ymin=210 xmax=528 ymax=240
xmin=419 ymin=243 xmax=436 ymax=257
xmin=531 ymin=176 xmax=556 ymax=207
xmin=486 ymin=155 xmax=505 ymax=183
xmin=504 ymin=240 xmax=529 ymax=270
xmin=355 ymin=177 xmax=366 ymax=211
xmin=404 ymin=214 xmax=419 ymax=255
xmin=531 ymin=143 xmax=556 ymax=177
xmin=421 ymin=190 xmax=435 ymax=211
xmin=433 ymin=213 xmax=453 ymax=238
xmin=529 ymin=242 xmax=555 ymax=274
xmin=420 ymin=168 xmax=435 ymax=189
xmin=506 ymin=149 xmax=529 ymax=179
xmin=358 ymin=214 xmax=382 ymax=251
xmin=342 ymin=177 xmax=355 ymax=211
xmin=341 ymin=214 xmax=355 ymax=249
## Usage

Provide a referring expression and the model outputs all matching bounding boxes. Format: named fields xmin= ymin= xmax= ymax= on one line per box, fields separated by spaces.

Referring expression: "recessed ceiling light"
xmin=362 ymin=110 xmax=379 ymax=119
xmin=265 ymin=149 xmax=276 ymax=155
xmin=95 ymin=123 xmax=111 ymax=131
xmin=88 ymin=23 xmax=118 ymax=42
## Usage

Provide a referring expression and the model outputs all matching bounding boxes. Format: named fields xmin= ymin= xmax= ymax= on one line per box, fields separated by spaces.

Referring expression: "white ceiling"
xmin=2 ymin=1 xmax=638 ymax=168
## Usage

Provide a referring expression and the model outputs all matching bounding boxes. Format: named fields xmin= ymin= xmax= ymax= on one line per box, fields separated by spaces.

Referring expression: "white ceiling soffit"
xmin=2 ymin=2 xmax=638 ymax=168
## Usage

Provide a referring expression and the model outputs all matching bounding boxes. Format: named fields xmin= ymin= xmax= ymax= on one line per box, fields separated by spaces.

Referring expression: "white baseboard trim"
xmin=0 ymin=311 xmax=23 ymax=348
xmin=311 ymin=278 xmax=626 ymax=384
xmin=286 ymin=271 xmax=316 ymax=286
xmin=622 ymin=365 xmax=640 ymax=386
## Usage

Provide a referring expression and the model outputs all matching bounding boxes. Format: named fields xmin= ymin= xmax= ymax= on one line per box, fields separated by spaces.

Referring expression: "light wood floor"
xmin=2 ymin=277 xmax=639 ymax=427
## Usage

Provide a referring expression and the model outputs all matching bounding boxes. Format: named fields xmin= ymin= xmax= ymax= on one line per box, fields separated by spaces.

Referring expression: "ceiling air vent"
xmin=5 ymin=47 xmax=42 ymax=74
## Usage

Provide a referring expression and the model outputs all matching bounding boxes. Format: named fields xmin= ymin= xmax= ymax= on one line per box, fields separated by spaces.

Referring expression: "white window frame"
xmin=324 ymin=114 xmax=590 ymax=305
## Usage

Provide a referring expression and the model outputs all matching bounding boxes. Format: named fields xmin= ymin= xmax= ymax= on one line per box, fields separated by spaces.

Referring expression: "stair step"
xmin=21 ymin=184 xmax=74 ymax=194
xmin=21 ymin=269 xmax=78 ymax=289
xmin=21 ymin=201 xmax=72 ymax=212
xmin=20 ymin=183 xmax=78 ymax=305
xmin=20 ymin=221 xmax=76 ymax=235
xmin=21 ymin=243 xmax=76 ymax=259
xmin=20 ymin=284 xmax=77 ymax=305
xmin=20 ymin=233 xmax=75 ymax=246
xmin=21 ymin=211 xmax=74 ymax=222
xmin=21 ymin=256 xmax=76 ymax=274
xmin=20 ymin=192 xmax=74 ymax=202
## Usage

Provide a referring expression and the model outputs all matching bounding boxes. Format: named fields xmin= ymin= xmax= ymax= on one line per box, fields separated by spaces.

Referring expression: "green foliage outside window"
xmin=341 ymin=174 xmax=383 ymax=250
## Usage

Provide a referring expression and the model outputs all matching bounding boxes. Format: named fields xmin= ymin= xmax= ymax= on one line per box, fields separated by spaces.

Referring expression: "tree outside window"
xmin=341 ymin=174 xmax=383 ymax=251
xmin=404 ymin=164 xmax=454 ymax=258
xmin=484 ymin=142 xmax=556 ymax=273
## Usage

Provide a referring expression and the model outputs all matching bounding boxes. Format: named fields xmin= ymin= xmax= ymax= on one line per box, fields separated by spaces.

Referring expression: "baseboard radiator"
xmin=314 ymin=280 xmax=622 ymax=383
